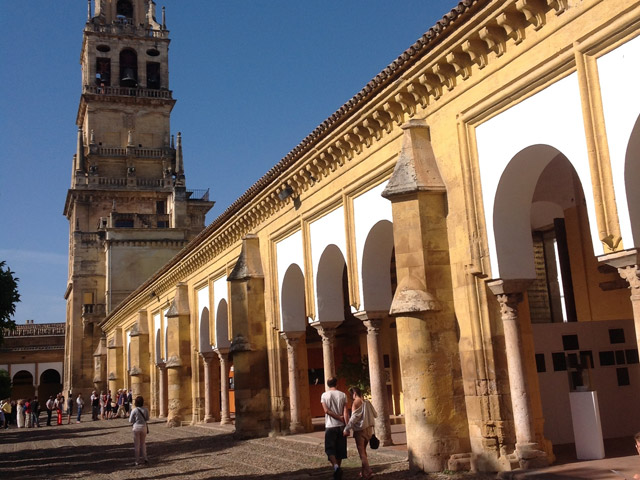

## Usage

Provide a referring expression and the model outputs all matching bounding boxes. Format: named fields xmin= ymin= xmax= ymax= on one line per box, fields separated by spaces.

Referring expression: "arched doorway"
xmin=360 ymin=220 xmax=402 ymax=415
xmin=280 ymin=263 xmax=312 ymax=431
xmin=12 ymin=370 xmax=34 ymax=400
xmin=39 ymin=369 xmax=62 ymax=403
xmin=492 ymin=146 xmax=637 ymax=451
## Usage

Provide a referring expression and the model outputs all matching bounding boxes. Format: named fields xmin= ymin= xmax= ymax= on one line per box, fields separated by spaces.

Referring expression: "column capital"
xmin=156 ymin=361 xmax=167 ymax=370
xmin=598 ymin=248 xmax=640 ymax=269
xmin=280 ymin=330 xmax=305 ymax=345
xmin=353 ymin=310 xmax=387 ymax=321
xmin=200 ymin=351 xmax=216 ymax=363
xmin=312 ymin=324 xmax=337 ymax=344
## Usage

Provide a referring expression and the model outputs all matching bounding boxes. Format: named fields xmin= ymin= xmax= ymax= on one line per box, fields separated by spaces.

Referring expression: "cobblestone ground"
xmin=0 ymin=418 xmax=496 ymax=480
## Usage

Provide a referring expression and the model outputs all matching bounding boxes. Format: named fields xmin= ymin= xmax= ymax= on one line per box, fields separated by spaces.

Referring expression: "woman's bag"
xmin=369 ymin=433 xmax=380 ymax=449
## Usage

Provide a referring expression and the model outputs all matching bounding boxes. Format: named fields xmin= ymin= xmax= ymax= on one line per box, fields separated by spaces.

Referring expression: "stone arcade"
xmin=67 ymin=0 xmax=640 ymax=474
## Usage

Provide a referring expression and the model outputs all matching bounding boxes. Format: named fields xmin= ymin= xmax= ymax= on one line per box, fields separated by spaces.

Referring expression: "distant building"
xmin=0 ymin=321 xmax=65 ymax=401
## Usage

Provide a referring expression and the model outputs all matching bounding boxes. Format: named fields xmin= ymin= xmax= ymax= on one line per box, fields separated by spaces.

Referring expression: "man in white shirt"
xmin=45 ymin=396 xmax=54 ymax=426
xmin=320 ymin=377 xmax=349 ymax=480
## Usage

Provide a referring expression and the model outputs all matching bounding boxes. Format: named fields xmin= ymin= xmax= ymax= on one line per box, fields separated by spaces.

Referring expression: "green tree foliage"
xmin=0 ymin=261 xmax=20 ymax=344
xmin=0 ymin=370 xmax=11 ymax=399
xmin=337 ymin=353 xmax=371 ymax=397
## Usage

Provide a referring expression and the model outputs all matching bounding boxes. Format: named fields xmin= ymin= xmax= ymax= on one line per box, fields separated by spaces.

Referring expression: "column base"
xmin=289 ymin=422 xmax=305 ymax=434
xmin=203 ymin=415 xmax=215 ymax=423
xmin=515 ymin=442 xmax=549 ymax=469
xmin=220 ymin=416 xmax=232 ymax=425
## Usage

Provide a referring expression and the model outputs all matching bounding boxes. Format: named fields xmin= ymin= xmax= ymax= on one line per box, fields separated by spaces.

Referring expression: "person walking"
xmin=45 ymin=396 xmax=54 ymax=426
xmin=31 ymin=397 xmax=40 ymax=427
xmin=1 ymin=399 xmax=10 ymax=428
xmin=67 ymin=393 xmax=74 ymax=424
xmin=123 ymin=389 xmax=130 ymax=416
xmin=129 ymin=395 xmax=149 ymax=466
xmin=16 ymin=400 xmax=25 ymax=428
xmin=25 ymin=399 xmax=32 ymax=428
xmin=76 ymin=393 xmax=84 ymax=423
xmin=320 ymin=377 xmax=349 ymax=480
xmin=344 ymin=387 xmax=378 ymax=480
xmin=91 ymin=391 xmax=99 ymax=421
xmin=55 ymin=394 xmax=64 ymax=425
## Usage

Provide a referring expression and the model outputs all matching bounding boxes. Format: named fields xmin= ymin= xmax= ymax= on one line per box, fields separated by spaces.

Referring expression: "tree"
xmin=0 ymin=261 xmax=20 ymax=344
xmin=337 ymin=353 xmax=371 ymax=397
xmin=0 ymin=369 xmax=11 ymax=400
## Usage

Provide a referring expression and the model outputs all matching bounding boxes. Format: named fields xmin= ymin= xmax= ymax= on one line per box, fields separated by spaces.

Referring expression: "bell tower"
xmin=63 ymin=0 xmax=214 ymax=396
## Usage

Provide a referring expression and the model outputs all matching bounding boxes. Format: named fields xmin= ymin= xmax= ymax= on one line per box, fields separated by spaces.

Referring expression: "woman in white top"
xmin=129 ymin=395 xmax=149 ymax=466
xmin=343 ymin=387 xmax=377 ymax=479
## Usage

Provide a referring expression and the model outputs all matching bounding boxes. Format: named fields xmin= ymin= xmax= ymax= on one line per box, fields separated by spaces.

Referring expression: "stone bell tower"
xmin=62 ymin=0 xmax=214 ymax=396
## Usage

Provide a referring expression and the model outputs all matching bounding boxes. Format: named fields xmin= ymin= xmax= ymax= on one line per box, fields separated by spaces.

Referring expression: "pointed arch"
xmin=316 ymin=245 xmax=347 ymax=323
xmin=215 ymin=299 xmax=230 ymax=349
xmin=361 ymin=220 xmax=394 ymax=312
xmin=625 ymin=114 xmax=640 ymax=246
xmin=494 ymin=145 xmax=571 ymax=279
xmin=200 ymin=307 xmax=212 ymax=352
xmin=281 ymin=264 xmax=306 ymax=332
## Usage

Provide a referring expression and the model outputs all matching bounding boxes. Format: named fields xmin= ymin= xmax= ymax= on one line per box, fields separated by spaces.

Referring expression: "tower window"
xmin=147 ymin=62 xmax=161 ymax=89
xmin=96 ymin=58 xmax=111 ymax=86
xmin=119 ymin=49 xmax=138 ymax=88
xmin=117 ymin=0 xmax=134 ymax=20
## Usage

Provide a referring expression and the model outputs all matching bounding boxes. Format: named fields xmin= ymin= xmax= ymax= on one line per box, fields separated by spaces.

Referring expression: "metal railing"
xmin=94 ymin=146 xmax=167 ymax=158
xmin=187 ymin=188 xmax=210 ymax=201
xmin=84 ymin=85 xmax=172 ymax=99
xmin=85 ymin=22 xmax=169 ymax=39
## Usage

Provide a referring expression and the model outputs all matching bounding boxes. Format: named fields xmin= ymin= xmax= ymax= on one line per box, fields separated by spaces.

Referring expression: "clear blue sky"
xmin=0 ymin=0 xmax=457 ymax=324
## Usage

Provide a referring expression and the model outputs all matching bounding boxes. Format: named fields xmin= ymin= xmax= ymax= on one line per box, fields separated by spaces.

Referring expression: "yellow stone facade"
xmin=64 ymin=0 xmax=640 ymax=473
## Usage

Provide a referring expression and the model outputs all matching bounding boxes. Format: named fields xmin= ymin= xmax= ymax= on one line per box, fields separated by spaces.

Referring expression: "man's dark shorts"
xmin=325 ymin=426 xmax=347 ymax=460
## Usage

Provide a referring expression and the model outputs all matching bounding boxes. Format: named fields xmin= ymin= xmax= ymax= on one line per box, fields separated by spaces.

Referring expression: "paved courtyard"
xmin=0 ymin=418 xmax=494 ymax=480
xmin=3 ymin=417 xmax=639 ymax=479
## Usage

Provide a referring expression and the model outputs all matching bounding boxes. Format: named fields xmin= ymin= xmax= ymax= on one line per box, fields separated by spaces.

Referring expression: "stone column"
xmin=281 ymin=331 xmax=305 ymax=434
xmin=201 ymin=352 xmax=216 ymax=423
xmin=93 ymin=335 xmax=107 ymax=394
xmin=107 ymin=333 xmax=123 ymax=397
xmin=381 ymin=119 xmax=468 ymax=472
xmin=600 ymin=249 xmax=640 ymax=351
xmin=312 ymin=323 xmax=340 ymax=387
xmin=228 ymin=234 xmax=271 ymax=438
xmin=165 ymin=283 xmax=192 ymax=427
xmin=216 ymin=348 xmax=231 ymax=425
xmin=355 ymin=312 xmax=392 ymax=446
xmin=487 ymin=279 xmax=548 ymax=469
xmin=157 ymin=362 xmax=168 ymax=418
xmin=129 ymin=310 xmax=150 ymax=405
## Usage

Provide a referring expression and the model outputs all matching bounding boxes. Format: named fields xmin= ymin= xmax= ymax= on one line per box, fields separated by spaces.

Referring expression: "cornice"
xmin=102 ymin=0 xmax=570 ymax=330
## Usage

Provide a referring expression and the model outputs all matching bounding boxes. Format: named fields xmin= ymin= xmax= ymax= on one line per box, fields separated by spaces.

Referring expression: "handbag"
xmin=369 ymin=433 xmax=380 ymax=449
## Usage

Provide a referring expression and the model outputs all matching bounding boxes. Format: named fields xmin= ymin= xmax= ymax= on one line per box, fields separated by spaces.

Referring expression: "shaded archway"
xmin=361 ymin=220 xmax=394 ymax=311
xmin=625 ymin=114 xmax=640 ymax=246
xmin=493 ymin=144 xmax=565 ymax=280
xmin=39 ymin=369 xmax=62 ymax=403
xmin=12 ymin=370 xmax=34 ymax=400
xmin=316 ymin=244 xmax=347 ymax=323
xmin=360 ymin=219 xmax=402 ymax=416
xmin=200 ymin=307 xmax=212 ymax=352
xmin=281 ymin=264 xmax=306 ymax=332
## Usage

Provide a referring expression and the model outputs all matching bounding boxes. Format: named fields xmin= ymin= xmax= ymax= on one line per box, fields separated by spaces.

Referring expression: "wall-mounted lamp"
xmin=277 ymin=185 xmax=295 ymax=201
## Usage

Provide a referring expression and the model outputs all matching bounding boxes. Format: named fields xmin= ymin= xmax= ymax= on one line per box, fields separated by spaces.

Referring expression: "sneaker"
xmin=134 ymin=462 xmax=139 ymax=466
xmin=333 ymin=467 xmax=343 ymax=480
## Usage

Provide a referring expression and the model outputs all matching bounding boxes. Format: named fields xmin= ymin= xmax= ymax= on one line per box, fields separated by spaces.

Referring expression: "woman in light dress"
xmin=16 ymin=399 xmax=25 ymax=428
xmin=343 ymin=387 xmax=377 ymax=479
xmin=129 ymin=395 xmax=150 ymax=466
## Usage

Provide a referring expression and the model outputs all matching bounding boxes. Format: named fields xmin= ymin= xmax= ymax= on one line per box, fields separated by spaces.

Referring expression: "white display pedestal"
xmin=569 ymin=390 xmax=605 ymax=460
